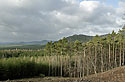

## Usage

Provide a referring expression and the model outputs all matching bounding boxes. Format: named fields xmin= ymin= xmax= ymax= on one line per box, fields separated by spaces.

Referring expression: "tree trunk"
xmin=55 ymin=56 xmax=57 ymax=76
xmin=82 ymin=49 xmax=85 ymax=77
xmin=60 ymin=51 xmax=63 ymax=77
xmin=113 ymin=43 xmax=115 ymax=68
xmin=49 ymin=57 xmax=51 ymax=76
xmin=74 ymin=56 xmax=77 ymax=77
xmin=101 ymin=46 xmax=103 ymax=72
xmin=109 ymin=43 xmax=111 ymax=69
xmin=94 ymin=46 xmax=97 ymax=74
xmin=122 ymin=42 xmax=125 ymax=66
xmin=69 ymin=56 xmax=71 ymax=77
xmin=115 ymin=45 xmax=117 ymax=67
xmin=86 ymin=57 xmax=89 ymax=76
xmin=119 ymin=42 xmax=122 ymax=67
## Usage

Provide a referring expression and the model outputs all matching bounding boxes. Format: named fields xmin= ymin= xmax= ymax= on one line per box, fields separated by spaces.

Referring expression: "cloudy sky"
xmin=0 ymin=0 xmax=125 ymax=42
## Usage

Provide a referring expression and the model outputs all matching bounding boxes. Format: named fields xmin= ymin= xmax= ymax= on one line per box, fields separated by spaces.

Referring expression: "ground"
xmin=1 ymin=66 xmax=125 ymax=82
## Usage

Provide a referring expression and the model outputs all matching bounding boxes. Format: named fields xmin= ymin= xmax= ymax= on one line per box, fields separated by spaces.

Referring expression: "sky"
xmin=0 ymin=0 xmax=125 ymax=42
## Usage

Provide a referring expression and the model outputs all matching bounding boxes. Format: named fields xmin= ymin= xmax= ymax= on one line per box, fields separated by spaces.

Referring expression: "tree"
xmin=118 ymin=33 xmax=122 ymax=67
xmin=107 ymin=34 xmax=112 ymax=69
xmin=111 ymin=30 xmax=116 ymax=68
xmin=92 ymin=35 xmax=100 ymax=74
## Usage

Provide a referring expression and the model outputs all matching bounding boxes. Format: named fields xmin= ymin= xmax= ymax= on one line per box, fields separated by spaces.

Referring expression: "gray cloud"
xmin=0 ymin=0 xmax=123 ymax=42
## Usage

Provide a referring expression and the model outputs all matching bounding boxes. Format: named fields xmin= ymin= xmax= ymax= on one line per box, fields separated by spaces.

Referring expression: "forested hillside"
xmin=66 ymin=34 xmax=93 ymax=42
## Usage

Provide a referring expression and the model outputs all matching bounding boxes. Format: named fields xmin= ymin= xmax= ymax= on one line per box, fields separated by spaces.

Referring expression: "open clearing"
xmin=1 ymin=66 xmax=125 ymax=82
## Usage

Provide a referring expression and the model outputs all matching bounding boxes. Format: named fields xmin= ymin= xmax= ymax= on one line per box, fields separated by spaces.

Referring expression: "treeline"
xmin=0 ymin=44 xmax=45 ymax=50
xmin=0 ymin=49 xmax=44 ymax=58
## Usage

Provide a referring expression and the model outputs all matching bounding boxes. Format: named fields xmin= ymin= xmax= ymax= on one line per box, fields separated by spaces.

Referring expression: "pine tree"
xmin=107 ymin=34 xmax=112 ymax=69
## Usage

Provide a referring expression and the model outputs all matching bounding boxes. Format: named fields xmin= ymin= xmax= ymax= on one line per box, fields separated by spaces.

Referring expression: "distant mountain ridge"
xmin=66 ymin=34 xmax=109 ymax=42
xmin=66 ymin=34 xmax=93 ymax=42
xmin=0 ymin=34 xmax=108 ymax=45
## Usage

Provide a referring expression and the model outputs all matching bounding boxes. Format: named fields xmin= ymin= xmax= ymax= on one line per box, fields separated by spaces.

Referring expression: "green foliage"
xmin=0 ymin=57 xmax=51 ymax=80
xmin=0 ymin=50 xmax=44 ymax=58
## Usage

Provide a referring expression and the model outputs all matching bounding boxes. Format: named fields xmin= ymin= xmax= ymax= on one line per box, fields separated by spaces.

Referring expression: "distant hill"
xmin=66 ymin=34 xmax=109 ymax=42
xmin=66 ymin=34 xmax=93 ymax=42
xmin=0 ymin=40 xmax=49 ymax=45
xmin=0 ymin=40 xmax=49 ymax=49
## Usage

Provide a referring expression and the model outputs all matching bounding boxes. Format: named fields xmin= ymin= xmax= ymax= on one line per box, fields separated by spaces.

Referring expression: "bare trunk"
xmin=115 ymin=46 xmax=117 ymax=67
xmin=48 ymin=56 xmax=50 ymax=76
xmin=122 ymin=42 xmax=125 ymax=66
xmin=57 ymin=54 xmax=60 ymax=75
xmin=109 ymin=44 xmax=111 ymax=69
xmin=113 ymin=43 xmax=115 ymax=68
xmin=101 ymin=46 xmax=103 ymax=72
xmin=82 ymin=49 xmax=85 ymax=77
xmin=52 ymin=57 xmax=53 ymax=76
xmin=74 ymin=56 xmax=77 ymax=77
xmin=60 ymin=52 xmax=63 ymax=77
xmin=69 ymin=56 xmax=71 ymax=77
xmin=119 ymin=42 xmax=122 ymax=67
xmin=94 ymin=46 xmax=97 ymax=74
xmin=86 ymin=57 xmax=89 ymax=76
xmin=55 ymin=56 xmax=57 ymax=76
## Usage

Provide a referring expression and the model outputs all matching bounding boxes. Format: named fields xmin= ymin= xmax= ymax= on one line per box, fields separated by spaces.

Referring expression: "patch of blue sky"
xmin=104 ymin=0 xmax=119 ymax=8
xmin=78 ymin=0 xmax=119 ymax=8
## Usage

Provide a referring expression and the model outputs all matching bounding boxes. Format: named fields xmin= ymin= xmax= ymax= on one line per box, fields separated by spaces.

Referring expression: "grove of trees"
xmin=44 ymin=26 xmax=125 ymax=77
